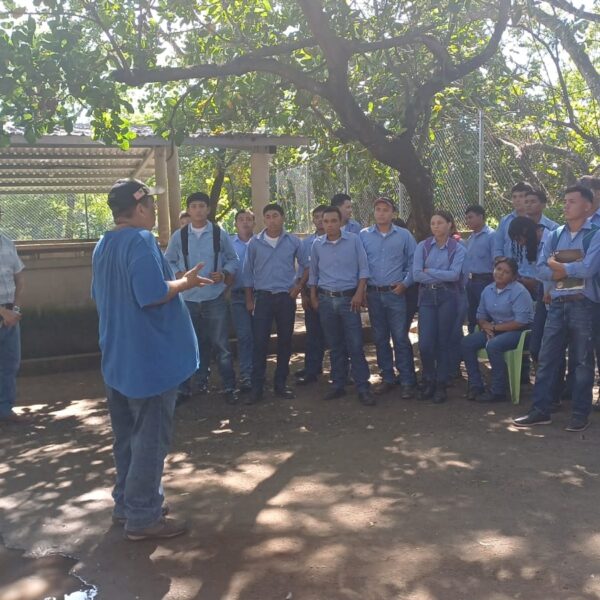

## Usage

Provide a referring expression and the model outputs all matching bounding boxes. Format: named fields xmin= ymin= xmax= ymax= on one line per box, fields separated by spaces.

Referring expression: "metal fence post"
xmin=478 ymin=109 xmax=485 ymax=206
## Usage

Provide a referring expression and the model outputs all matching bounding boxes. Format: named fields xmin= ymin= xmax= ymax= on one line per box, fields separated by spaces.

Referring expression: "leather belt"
xmin=553 ymin=293 xmax=586 ymax=303
xmin=469 ymin=273 xmax=493 ymax=281
xmin=0 ymin=303 xmax=13 ymax=309
xmin=421 ymin=283 xmax=448 ymax=290
xmin=317 ymin=287 xmax=356 ymax=298
xmin=367 ymin=285 xmax=394 ymax=292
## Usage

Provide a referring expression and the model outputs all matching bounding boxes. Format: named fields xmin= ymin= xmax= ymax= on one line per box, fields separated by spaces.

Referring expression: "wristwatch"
xmin=12 ymin=305 xmax=21 ymax=314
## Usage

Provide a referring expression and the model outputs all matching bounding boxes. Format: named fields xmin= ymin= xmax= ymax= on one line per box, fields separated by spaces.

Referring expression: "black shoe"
xmin=475 ymin=390 xmax=507 ymax=403
xmin=432 ymin=385 xmax=447 ymax=404
xmin=244 ymin=390 xmax=263 ymax=405
xmin=293 ymin=369 xmax=307 ymax=378
xmin=239 ymin=380 xmax=252 ymax=393
xmin=323 ymin=388 xmax=346 ymax=401
xmin=373 ymin=382 xmax=395 ymax=395
xmin=550 ymin=400 xmax=562 ymax=413
xmin=418 ymin=383 xmax=435 ymax=401
xmin=400 ymin=385 xmax=417 ymax=399
xmin=358 ymin=391 xmax=376 ymax=406
xmin=296 ymin=375 xmax=318 ymax=386
xmin=513 ymin=409 xmax=552 ymax=427
xmin=274 ymin=387 xmax=296 ymax=400
xmin=224 ymin=390 xmax=239 ymax=405
xmin=466 ymin=386 xmax=484 ymax=401
xmin=565 ymin=415 xmax=590 ymax=432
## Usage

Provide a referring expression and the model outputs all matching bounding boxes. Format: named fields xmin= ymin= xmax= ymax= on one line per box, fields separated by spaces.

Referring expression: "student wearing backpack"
xmin=165 ymin=192 xmax=240 ymax=405
xmin=514 ymin=185 xmax=600 ymax=432
xmin=412 ymin=210 xmax=466 ymax=404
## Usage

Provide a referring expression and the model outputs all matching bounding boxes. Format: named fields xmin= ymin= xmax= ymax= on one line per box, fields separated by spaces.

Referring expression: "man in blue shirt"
xmin=296 ymin=204 xmax=328 ymax=385
xmin=493 ymin=182 xmax=534 ymax=259
xmin=243 ymin=203 xmax=302 ymax=404
xmin=229 ymin=209 xmax=255 ymax=393
xmin=332 ymin=193 xmax=362 ymax=234
xmin=0 ymin=230 xmax=25 ymax=424
xmin=464 ymin=204 xmax=496 ymax=332
xmin=360 ymin=197 xmax=417 ymax=397
xmin=514 ymin=184 xmax=600 ymax=432
xmin=165 ymin=192 xmax=240 ymax=404
xmin=309 ymin=206 xmax=373 ymax=405
xmin=92 ymin=178 xmax=213 ymax=541
xmin=524 ymin=189 xmax=559 ymax=232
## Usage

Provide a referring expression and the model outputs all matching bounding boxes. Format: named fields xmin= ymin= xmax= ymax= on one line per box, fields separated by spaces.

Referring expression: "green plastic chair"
xmin=476 ymin=329 xmax=531 ymax=404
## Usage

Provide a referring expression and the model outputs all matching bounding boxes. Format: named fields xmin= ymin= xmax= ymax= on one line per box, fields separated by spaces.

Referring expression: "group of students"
xmin=163 ymin=180 xmax=600 ymax=433
xmin=90 ymin=176 xmax=600 ymax=540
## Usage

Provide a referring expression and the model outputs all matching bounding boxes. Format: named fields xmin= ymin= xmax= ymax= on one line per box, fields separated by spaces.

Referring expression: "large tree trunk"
xmin=209 ymin=163 xmax=226 ymax=220
xmin=368 ymin=135 xmax=434 ymax=240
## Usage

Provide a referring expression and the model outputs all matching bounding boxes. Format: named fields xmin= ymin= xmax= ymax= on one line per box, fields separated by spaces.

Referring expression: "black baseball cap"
xmin=373 ymin=196 xmax=396 ymax=211
xmin=107 ymin=178 xmax=163 ymax=211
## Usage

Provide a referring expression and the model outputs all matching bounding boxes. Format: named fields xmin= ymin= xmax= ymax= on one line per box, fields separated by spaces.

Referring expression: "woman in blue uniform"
xmin=413 ymin=210 xmax=466 ymax=403
xmin=461 ymin=258 xmax=533 ymax=402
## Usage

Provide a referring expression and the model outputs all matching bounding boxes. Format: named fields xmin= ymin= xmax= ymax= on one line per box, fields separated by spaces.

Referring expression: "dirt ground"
xmin=2 ymin=349 xmax=600 ymax=600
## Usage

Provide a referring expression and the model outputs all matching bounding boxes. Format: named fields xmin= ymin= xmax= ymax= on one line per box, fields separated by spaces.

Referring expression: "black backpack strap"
xmin=212 ymin=221 xmax=221 ymax=272
xmin=180 ymin=224 xmax=189 ymax=271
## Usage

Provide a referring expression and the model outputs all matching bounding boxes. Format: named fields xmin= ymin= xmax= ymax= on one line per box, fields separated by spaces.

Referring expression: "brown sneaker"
xmin=112 ymin=503 xmax=170 ymax=525
xmin=124 ymin=516 xmax=187 ymax=541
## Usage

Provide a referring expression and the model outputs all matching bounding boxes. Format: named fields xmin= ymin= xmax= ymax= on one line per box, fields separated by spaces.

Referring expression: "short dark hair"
xmin=526 ymin=189 xmax=548 ymax=204
xmin=312 ymin=204 xmax=328 ymax=215
xmin=392 ymin=217 xmax=407 ymax=228
xmin=511 ymin=182 xmax=534 ymax=194
xmin=322 ymin=206 xmax=342 ymax=219
xmin=235 ymin=209 xmax=255 ymax=221
xmin=494 ymin=257 xmax=519 ymax=277
xmin=263 ymin=203 xmax=285 ymax=216
xmin=564 ymin=184 xmax=594 ymax=203
xmin=465 ymin=204 xmax=485 ymax=217
xmin=331 ymin=193 xmax=351 ymax=207
xmin=578 ymin=175 xmax=600 ymax=191
xmin=186 ymin=192 xmax=210 ymax=208
xmin=431 ymin=209 xmax=455 ymax=225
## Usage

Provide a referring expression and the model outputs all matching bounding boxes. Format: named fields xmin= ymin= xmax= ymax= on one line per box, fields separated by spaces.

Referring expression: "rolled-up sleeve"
xmin=513 ymin=288 xmax=534 ymax=324
xmin=356 ymin=236 xmax=370 ymax=279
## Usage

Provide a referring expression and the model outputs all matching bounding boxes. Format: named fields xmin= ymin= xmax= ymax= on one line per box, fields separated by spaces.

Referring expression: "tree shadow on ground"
xmin=2 ymin=362 xmax=600 ymax=600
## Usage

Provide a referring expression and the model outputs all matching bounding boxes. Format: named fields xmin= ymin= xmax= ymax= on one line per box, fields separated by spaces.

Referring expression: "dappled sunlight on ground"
xmin=2 ymin=359 xmax=600 ymax=599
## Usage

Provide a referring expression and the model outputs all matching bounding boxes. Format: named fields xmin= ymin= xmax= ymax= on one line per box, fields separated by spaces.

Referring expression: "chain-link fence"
xmin=274 ymin=111 xmax=524 ymax=233
xmin=0 ymin=193 xmax=113 ymax=241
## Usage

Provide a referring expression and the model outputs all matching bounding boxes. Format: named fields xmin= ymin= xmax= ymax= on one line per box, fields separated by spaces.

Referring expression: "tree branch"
xmin=544 ymin=0 xmax=600 ymax=23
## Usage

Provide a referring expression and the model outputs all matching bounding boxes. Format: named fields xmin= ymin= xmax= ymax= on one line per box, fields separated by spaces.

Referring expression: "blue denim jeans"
xmin=530 ymin=300 xmax=548 ymax=362
xmin=466 ymin=276 xmax=493 ymax=333
xmin=367 ymin=290 xmax=416 ymax=386
xmin=532 ymin=298 xmax=595 ymax=418
xmin=318 ymin=294 xmax=370 ymax=392
xmin=229 ymin=290 xmax=253 ymax=383
xmin=106 ymin=386 xmax=177 ymax=531
xmin=462 ymin=330 xmax=523 ymax=395
xmin=450 ymin=289 xmax=468 ymax=375
xmin=0 ymin=322 xmax=20 ymax=416
xmin=303 ymin=303 xmax=325 ymax=377
xmin=418 ymin=286 xmax=460 ymax=385
xmin=252 ymin=291 xmax=296 ymax=393
xmin=184 ymin=295 xmax=235 ymax=392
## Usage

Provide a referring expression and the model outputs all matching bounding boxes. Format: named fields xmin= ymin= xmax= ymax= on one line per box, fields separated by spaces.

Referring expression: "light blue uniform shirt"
xmin=243 ymin=229 xmax=301 ymax=292
xmin=92 ymin=228 xmax=198 ymax=398
xmin=537 ymin=214 xmax=560 ymax=231
xmin=476 ymin=280 xmax=534 ymax=324
xmin=493 ymin=211 xmax=518 ymax=258
xmin=359 ymin=224 xmax=416 ymax=287
xmin=164 ymin=222 xmax=239 ymax=303
xmin=464 ymin=225 xmax=495 ymax=275
xmin=412 ymin=239 xmax=466 ymax=284
xmin=230 ymin=234 xmax=252 ymax=291
xmin=536 ymin=222 xmax=600 ymax=301
xmin=590 ymin=209 xmax=600 ymax=227
xmin=342 ymin=219 xmax=362 ymax=235
xmin=309 ymin=231 xmax=369 ymax=291
xmin=298 ymin=232 xmax=320 ymax=272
